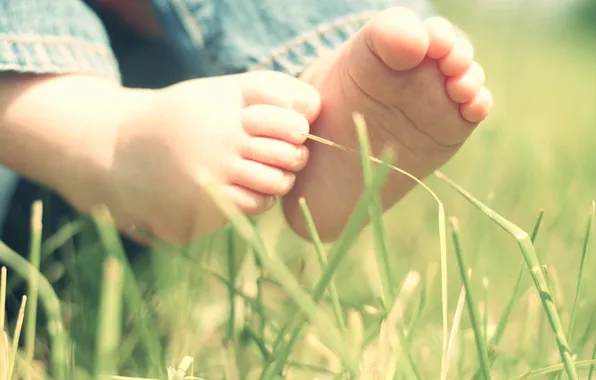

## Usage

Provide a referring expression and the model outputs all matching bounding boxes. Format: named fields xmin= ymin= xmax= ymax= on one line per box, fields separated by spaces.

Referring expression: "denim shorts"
xmin=0 ymin=0 xmax=436 ymax=238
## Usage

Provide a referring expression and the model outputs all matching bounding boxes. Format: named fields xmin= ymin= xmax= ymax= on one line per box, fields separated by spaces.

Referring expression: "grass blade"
xmin=91 ymin=206 xmax=166 ymax=378
xmin=24 ymin=201 xmax=43 ymax=380
xmin=567 ymin=201 xmax=594 ymax=343
xmin=96 ymin=257 xmax=125 ymax=377
xmin=436 ymin=171 xmax=578 ymax=380
xmin=353 ymin=113 xmax=395 ymax=308
xmin=470 ymin=209 xmax=547 ymax=380
xmin=589 ymin=341 xmax=596 ymax=380
xmin=7 ymin=296 xmax=27 ymax=380
xmin=0 ymin=241 xmax=68 ymax=379
xmin=226 ymin=226 xmax=237 ymax=343
xmin=450 ymin=218 xmax=491 ymax=380
xmin=445 ymin=280 xmax=467 ymax=378
xmin=298 ymin=198 xmax=346 ymax=333
xmin=509 ymin=359 xmax=596 ymax=379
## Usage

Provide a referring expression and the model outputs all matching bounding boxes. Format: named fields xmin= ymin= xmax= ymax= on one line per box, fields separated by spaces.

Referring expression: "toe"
xmin=241 ymin=136 xmax=309 ymax=172
xmin=239 ymin=71 xmax=322 ymax=122
xmin=423 ymin=16 xmax=456 ymax=59
xmin=364 ymin=7 xmax=429 ymax=71
xmin=446 ymin=61 xmax=485 ymax=103
xmin=460 ymin=86 xmax=492 ymax=123
xmin=231 ymin=159 xmax=296 ymax=196
xmin=223 ymin=184 xmax=276 ymax=216
xmin=438 ymin=37 xmax=474 ymax=76
xmin=242 ymin=105 xmax=310 ymax=145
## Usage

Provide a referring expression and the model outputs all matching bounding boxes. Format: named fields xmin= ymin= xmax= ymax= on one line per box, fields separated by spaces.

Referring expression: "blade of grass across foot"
xmin=261 ymin=147 xmax=395 ymax=380
xmin=303 ymin=113 xmax=450 ymax=380
xmin=353 ymin=112 xmax=395 ymax=309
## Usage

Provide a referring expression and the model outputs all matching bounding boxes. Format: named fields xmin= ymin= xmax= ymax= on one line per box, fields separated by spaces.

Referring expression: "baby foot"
xmin=282 ymin=7 xmax=492 ymax=241
xmin=81 ymin=71 xmax=320 ymax=244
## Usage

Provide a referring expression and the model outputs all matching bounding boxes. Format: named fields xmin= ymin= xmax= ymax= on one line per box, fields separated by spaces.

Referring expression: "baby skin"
xmin=283 ymin=7 xmax=493 ymax=241
xmin=0 ymin=71 xmax=320 ymax=245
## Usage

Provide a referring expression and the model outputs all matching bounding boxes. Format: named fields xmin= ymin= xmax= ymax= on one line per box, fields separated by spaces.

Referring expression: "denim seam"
xmin=248 ymin=11 xmax=377 ymax=76
xmin=0 ymin=35 xmax=120 ymax=81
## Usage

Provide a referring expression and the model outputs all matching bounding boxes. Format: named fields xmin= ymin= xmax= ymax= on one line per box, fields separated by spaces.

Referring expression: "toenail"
xmin=295 ymin=146 xmax=308 ymax=164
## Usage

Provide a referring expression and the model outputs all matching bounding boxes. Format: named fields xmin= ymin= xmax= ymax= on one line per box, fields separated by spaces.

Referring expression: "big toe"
xmin=239 ymin=71 xmax=322 ymax=123
xmin=363 ymin=7 xmax=429 ymax=71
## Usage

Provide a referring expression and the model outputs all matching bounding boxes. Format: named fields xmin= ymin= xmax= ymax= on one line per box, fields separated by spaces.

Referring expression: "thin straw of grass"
xmin=91 ymin=206 xmax=166 ymax=379
xmin=7 ymin=296 xmax=27 ymax=380
xmin=450 ymin=218 xmax=491 ymax=380
xmin=436 ymin=171 xmax=578 ymax=380
xmin=482 ymin=277 xmax=489 ymax=343
xmin=226 ymin=226 xmax=237 ymax=343
xmin=24 ymin=201 xmax=43 ymax=380
xmin=0 ymin=241 xmax=67 ymax=379
xmin=568 ymin=201 xmax=594 ymax=343
xmin=305 ymin=113 xmax=450 ymax=380
xmin=298 ymin=198 xmax=346 ymax=333
xmin=509 ymin=359 xmax=596 ymax=380
xmin=95 ymin=257 xmax=125 ymax=377
xmin=445 ymin=274 xmax=469 ymax=378
xmin=353 ymin=113 xmax=395 ymax=308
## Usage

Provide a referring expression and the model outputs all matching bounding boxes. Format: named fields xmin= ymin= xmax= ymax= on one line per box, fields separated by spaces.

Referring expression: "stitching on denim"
xmin=0 ymin=35 xmax=112 ymax=54
xmin=250 ymin=11 xmax=376 ymax=72
xmin=249 ymin=0 xmax=433 ymax=74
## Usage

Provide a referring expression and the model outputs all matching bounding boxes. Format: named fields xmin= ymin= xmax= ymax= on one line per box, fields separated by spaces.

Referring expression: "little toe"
xmin=439 ymin=37 xmax=474 ymax=76
xmin=231 ymin=159 xmax=296 ymax=196
xmin=242 ymin=105 xmax=310 ymax=145
xmin=460 ymin=86 xmax=493 ymax=123
xmin=364 ymin=7 xmax=429 ymax=71
xmin=446 ymin=61 xmax=485 ymax=103
xmin=241 ymin=136 xmax=309 ymax=172
xmin=423 ymin=16 xmax=456 ymax=59
xmin=223 ymin=184 xmax=276 ymax=216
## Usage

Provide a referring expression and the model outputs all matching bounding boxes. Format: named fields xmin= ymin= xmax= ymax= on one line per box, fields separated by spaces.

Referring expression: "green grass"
xmin=2 ymin=4 xmax=596 ymax=379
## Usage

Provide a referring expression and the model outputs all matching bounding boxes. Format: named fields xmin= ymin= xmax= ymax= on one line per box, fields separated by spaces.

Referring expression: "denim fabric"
xmin=0 ymin=0 xmax=436 ymax=237
xmin=152 ymin=0 xmax=436 ymax=78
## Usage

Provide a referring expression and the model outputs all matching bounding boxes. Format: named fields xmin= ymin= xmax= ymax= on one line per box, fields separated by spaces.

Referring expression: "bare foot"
xmin=77 ymin=71 xmax=320 ymax=244
xmin=282 ymin=7 xmax=492 ymax=241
